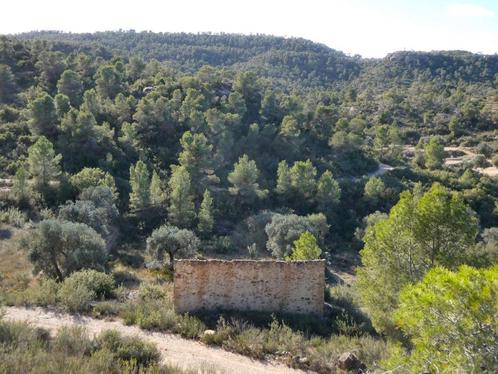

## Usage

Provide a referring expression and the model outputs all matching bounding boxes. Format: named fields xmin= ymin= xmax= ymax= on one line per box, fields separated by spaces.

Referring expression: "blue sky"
xmin=2 ymin=0 xmax=497 ymax=57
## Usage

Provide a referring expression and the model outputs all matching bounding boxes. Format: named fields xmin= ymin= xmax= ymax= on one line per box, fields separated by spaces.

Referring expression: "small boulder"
xmin=203 ymin=329 xmax=216 ymax=336
xmin=337 ymin=352 xmax=366 ymax=373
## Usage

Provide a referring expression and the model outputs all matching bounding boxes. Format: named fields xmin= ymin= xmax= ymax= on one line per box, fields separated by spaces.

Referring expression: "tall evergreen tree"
xmin=28 ymin=94 xmax=57 ymax=138
xmin=316 ymin=170 xmax=341 ymax=211
xmin=198 ymin=189 xmax=214 ymax=236
xmin=57 ymin=69 xmax=83 ymax=107
xmin=27 ymin=136 xmax=62 ymax=191
xmin=150 ymin=170 xmax=166 ymax=206
xmin=129 ymin=160 xmax=150 ymax=212
xmin=11 ymin=166 xmax=29 ymax=203
xmin=168 ymin=165 xmax=195 ymax=228
xmin=275 ymin=160 xmax=291 ymax=195
xmin=228 ymin=154 xmax=268 ymax=201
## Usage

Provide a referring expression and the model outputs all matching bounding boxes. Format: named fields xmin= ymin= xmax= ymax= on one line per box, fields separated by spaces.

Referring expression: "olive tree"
xmin=147 ymin=224 xmax=199 ymax=270
xmin=23 ymin=219 xmax=107 ymax=281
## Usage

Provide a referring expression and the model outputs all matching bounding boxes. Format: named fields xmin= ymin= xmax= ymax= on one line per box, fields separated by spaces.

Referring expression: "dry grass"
xmin=0 ymin=224 xmax=33 ymax=291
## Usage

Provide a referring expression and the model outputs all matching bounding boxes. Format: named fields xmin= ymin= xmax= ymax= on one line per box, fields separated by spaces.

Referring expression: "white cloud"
xmin=448 ymin=3 xmax=495 ymax=17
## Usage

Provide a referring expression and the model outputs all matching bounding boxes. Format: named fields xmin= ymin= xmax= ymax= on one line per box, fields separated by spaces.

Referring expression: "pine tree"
xmin=228 ymin=154 xmax=268 ymax=200
xmin=286 ymin=231 xmax=322 ymax=260
xmin=289 ymin=159 xmax=317 ymax=199
xmin=27 ymin=136 xmax=62 ymax=190
xmin=150 ymin=170 xmax=166 ymax=206
xmin=168 ymin=165 xmax=195 ymax=228
xmin=316 ymin=170 xmax=341 ymax=211
xmin=198 ymin=189 xmax=214 ymax=236
xmin=178 ymin=131 xmax=216 ymax=194
xmin=129 ymin=160 xmax=150 ymax=212
xmin=275 ymin=160 xmax=291 ymax=195
xmin=11 ymin=166 xmax=29 ymax=203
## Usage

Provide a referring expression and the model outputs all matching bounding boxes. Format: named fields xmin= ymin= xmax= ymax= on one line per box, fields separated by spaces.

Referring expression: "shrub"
xmin=91 ymin=301 xmax=122 ymax=318
xmin=0 ymin=207 xmax=27 ymax=228
xmin=177 ymin=314 xmax=206 ymax=339
xmin=57 ymin=278 xmax=96 ymax=312
xmin=0 ymin=320 xmax=49 ymax=350
xmin=308 ymin=335 xmax=388 ymax=373
xmin=492 ymin=154 xmax=498 ymax=167
xmin=52 ymin=326 xmax=93 ymax=356
xmin=264 ymin=319 xmax=304 ymax=354
xmin=20 ymin=277 xmax=59 ymax=307
xmin=63 ymin=269 xmax=115 ymax=299
xmin=96 ymin=330 xmax=160 ymax=368
xmin=121 ymin=283 xmax=177 ymax=330
xmin=224 ymin=327 xmax=266 ymax=359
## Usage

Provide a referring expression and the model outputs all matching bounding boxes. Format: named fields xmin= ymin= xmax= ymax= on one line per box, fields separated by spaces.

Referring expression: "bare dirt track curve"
xmin=3 ymin=307 xmax=306 ymax=374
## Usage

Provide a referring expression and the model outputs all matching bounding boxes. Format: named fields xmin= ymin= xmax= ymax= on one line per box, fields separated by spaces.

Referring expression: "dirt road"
xmin=3 ymin=307 xmax=306 ymax=374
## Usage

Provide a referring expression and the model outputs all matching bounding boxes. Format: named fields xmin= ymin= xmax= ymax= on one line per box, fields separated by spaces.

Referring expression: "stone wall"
xmin=174 ymin=259 xmax=325 ymax=315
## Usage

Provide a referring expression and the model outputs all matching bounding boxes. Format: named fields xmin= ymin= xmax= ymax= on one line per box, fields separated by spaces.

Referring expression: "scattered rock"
xmin=337 ymin=352 xmax=366 ymax=373
xmin=203 ymin=329 xmax=216 ymax=336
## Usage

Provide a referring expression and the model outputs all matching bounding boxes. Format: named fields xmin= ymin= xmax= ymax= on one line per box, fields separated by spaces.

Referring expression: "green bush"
xmin=177 ymin=313 xmax=206 ymax=339
xmin=0 ymin=320 xmax=49 ymax=350
xmin=63 ymin=269 xmax=116 ymax=299
xmin=57 ymin=278 xmax=96 ymax=313
xmin=20 ymin=277 xmax=59 ymax=307
xmin=121 ymin=283 xmax=177 ymax=330
xmin=264 ymin=319 xmax=304 ymax=354
xmin=52 ymin=326 xmax=93 ymax=356
xmin=224 ymin=327 xmax=266 ymax=359
xmin=96 ymin=330 xmax=160 ymax=368
xmin=137 ymin=283 xmax=166 ymax=302
xmin=0 ymin=320 xmax=190 ymax=373
xmin=0 ymin=207 xmax=27 ymax=228
xmin=91 ymin=301 xmax=122 ymax=318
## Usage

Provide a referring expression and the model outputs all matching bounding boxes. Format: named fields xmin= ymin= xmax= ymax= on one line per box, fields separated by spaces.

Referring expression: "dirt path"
xmin=3 ymin=307 xmax=306 ymax=374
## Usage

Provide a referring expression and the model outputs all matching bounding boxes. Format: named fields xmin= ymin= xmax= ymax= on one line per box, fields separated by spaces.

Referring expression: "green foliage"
xmin=27 ymin=136 xmax=62 ymax=190
xmin=289 ymin=160 xmax=317 ymax=200
xmin=57 ymin=276 xmax=96 ymax=312
xmin=265 ymin=213 xmax=328 ymax=258
xmin=70 ymin=167 xmax=117 ymax=197
xmin=388 ymin=265 xmax=498 ymax=373
xmin=0 ymin=64 xmax=18 ymax=103
xmin=0 ymin=207 xmax=27 ymax=228
xmin=11 ymin=167 xmax=29 ymax=203
xmin=198 ymin=189 xmax=214 ymax=236
xmin=357 ymin=183 xmax=479 ymax=335
xmin=96 ymin=330 xmax=160 ymax=367
xmin=149 ymin=170 xmax=166 ymax=206
xmin=286 ymin=231 xmax=322 ymax=260
xmin=424 ymin=136 xmax=445 ymax=170
xmin=363 ymin=176 xmax=386 ymax=206
xmin=228 ymin=154 xmax=268 ymax=202
xmin=178 ymin=131 xmax=216 ymax=194
xmin=58 ymin=186 xmax=118 ymax=246
xmin=316 ymin=170 xmax=341 ymax=211
xmin=28 ymin=93 xmax=57 ymax=137
xmin=23 ymin=219 xmax=107 ymax=281
xmin=147 ymin=224 xmax=200 ymax=269
xmin=57 ymin=70 xmax=83 ymax=106
xmin=62 ymin=269 xmax=115 ymax=299
xmin=128 ymin=160 xmax=150 ymax=212
xmin=0 ymin=320 xmax=167 ymax=373
xmin=168 ymin=165 xmax=195 ymax=228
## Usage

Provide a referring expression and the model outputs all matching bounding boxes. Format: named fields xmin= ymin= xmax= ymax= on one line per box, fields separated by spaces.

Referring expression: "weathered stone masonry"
xmin=174 ymin=259 xmax=325 ymax=315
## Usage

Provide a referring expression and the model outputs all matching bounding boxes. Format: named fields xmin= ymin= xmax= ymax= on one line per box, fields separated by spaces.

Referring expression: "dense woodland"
xmin=1 ymin=31 xmax=497 ymax=373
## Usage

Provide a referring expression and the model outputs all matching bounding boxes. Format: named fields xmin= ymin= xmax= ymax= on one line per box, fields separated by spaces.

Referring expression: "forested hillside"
xmin=1 ymin=31 xmax=497 ymax=373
